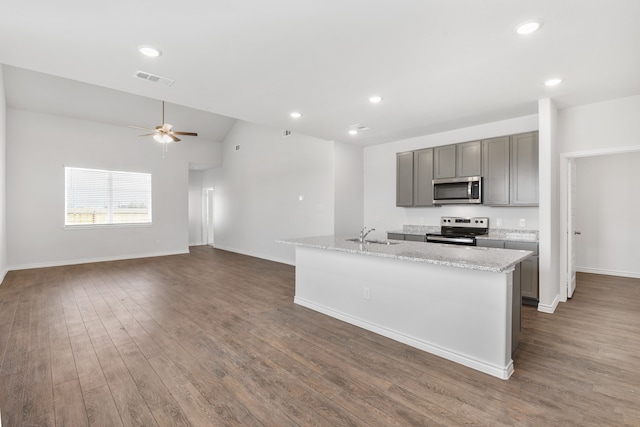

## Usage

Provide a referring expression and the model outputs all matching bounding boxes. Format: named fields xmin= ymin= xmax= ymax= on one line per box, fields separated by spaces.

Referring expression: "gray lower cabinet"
xmin=482 ymin=131 xmax=539 ymax=206
xmin=476 ymin=239 xmax=539 ymax=304
xmin=387 ymin=233 xmax=426 ymax=242
xmin=396 ymin=148 xmax=434 ymax=207
xmin=405 ymin=234 xmax=427 ymax=242
xmin=504 ymin=241 xmax=539 ymax=303
xmin=396 ymin=151 xmax=414 ymax=206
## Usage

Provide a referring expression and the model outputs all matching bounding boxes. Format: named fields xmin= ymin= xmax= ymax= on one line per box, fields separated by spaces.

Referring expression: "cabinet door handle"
xmin=574 ymin=231 xmax=582 ymax=235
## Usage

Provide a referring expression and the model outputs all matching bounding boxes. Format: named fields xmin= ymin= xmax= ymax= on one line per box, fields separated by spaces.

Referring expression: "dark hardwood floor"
xmin=0 ymin=246 xmax=638 ymax=426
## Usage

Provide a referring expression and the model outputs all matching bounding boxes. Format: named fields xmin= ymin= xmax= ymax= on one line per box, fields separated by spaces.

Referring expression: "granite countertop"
xmin=389 ymin=226 xmax=539 ymax=243
xmin=279 ymin=235 xmax=533 ymax=273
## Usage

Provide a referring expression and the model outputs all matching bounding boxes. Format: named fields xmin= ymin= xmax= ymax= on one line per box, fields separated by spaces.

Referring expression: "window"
xmin=65 ymin=167 xmax=152 ymax=226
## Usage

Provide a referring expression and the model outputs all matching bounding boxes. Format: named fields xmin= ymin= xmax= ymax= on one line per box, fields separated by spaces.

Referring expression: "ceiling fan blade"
xmin=169 ymin=134 xmax=181 ymax=142
xmin=129 ymin=125 xmax=157 ymax=132
xmin=172 ymin=131 xmax=198 ymax=136
xmin=138 ymin=133 xmax=157 ymax=137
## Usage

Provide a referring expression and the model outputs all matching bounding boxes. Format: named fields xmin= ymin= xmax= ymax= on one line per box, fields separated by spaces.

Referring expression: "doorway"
xmin=561 ymin=146 xmax=640 ymax=301
xmin=203 ymin=187 xmax=215 ymax=246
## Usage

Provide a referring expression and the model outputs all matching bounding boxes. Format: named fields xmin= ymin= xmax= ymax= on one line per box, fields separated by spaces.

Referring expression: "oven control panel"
xmin=440 ymin=216 xmax=489 ymax=228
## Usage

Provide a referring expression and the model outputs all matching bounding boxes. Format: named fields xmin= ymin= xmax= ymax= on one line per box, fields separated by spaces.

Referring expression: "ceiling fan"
xmin=130 ymin=101 xmax=198 ymax=143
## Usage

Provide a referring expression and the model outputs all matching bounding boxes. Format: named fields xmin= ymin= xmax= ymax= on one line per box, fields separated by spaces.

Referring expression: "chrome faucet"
xmin=359 ymin=227 xmax=375 ymax=242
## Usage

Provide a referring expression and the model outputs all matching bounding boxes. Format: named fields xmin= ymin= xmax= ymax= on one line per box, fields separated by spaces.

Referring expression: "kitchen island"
xmin=279 ymin=235 xmax=533 ymax=379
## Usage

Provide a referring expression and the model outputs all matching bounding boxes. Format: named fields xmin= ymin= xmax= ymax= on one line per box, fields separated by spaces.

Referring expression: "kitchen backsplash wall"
xmin=403 ymin=205 xmax=539 ymax=230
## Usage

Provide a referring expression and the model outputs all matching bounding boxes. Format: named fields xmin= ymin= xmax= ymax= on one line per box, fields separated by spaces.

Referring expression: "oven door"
xmin=432 ymin=177 xmax=481 ymax=204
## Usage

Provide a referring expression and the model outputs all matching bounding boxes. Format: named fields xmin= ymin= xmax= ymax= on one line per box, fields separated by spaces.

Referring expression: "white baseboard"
xmin=7 ymin=249 xmax=190 ymax=272
xmin=537 ymin=294 xmax=559 ymax=314
xmin=576 ymin=266 xmax=640 ymax=279
xmin=212 ymin=244 xmax=295 ymax=266
xmin=0 ymin=268 xmax=8 ymax=285
xmin=295 ymin=297 xmax=513 ymax=380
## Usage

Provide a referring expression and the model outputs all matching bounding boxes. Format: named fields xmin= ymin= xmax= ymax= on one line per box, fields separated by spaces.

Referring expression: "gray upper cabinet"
xmin=398 ymin=131 xmax=536 ymax=208
xmin=434 ymin=141 xmax=481 ymax=179
xmin=433 ymin=145 xmax=456 ymax=179
xmin=511 ymin=132 xmax=539 ymax=206
xmin=413 ymin=148 xmax=434 ymax=206
xmin=482 ymin=136 xmax=511 ymax=205
xmin=396 ymin=151 xmax=414 ymax=207
xmin=456 ymin=140 xmax=482 ymax=177
xmin=396 ymin=148 xmax=434 ymax=207
xmin=482 ymin=131 xmax=538 ymax=206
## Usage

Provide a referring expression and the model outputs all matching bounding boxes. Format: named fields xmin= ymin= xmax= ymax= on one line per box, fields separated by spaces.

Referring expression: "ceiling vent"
xmin=133 ymin=70 xmax=175 ymax=87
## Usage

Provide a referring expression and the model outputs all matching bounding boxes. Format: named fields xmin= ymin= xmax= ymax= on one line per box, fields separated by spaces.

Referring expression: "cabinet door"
xmin=413 ymin=148 xmax=434 ymax=206
xmin=482 ymin=136 xmax=510 ymax=205
xmin=456 ymin=140 xmax=482 ymax=177
xmin=520 ymin=256 xmax=539 ymax=300
xmin=396 ymin=151 xmax=414 ymax=207
xmin=433 ymin=145 xmax=456 ymax=179
xmin=476 ymin=239 xmax=505 ymax=248
xmin=405 ymin=234 xmax=427 ymax=242
xmin=511 ymin=132 xmax=539 ymax=206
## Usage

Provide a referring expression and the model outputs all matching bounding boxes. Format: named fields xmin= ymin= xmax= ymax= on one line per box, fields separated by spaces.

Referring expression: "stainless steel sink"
xmin=345 ymin=238 xmax=400 ymax=245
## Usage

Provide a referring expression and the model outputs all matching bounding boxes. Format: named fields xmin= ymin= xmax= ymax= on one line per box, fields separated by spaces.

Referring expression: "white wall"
xmin=6 ymin=109 xmax=222 ymax=268
xmin=188 ymin=169 xmax=204 ymax=245
xmin=0 ymin=66 xmax=7 ymax=282
xmin=363 ymin=114 xmax=539 ymax=240
xmin=558 ymin=95 xmax=640 ymax=154
xmin=213 ymin=121 xmax=335 ymax=264
xmin=575 ymin=152 xmax=640 ymax=278
xmin=334 ymin=141 xmax=364 ymax=235
xmin=538 ymin=98 xmax=561 ymax=313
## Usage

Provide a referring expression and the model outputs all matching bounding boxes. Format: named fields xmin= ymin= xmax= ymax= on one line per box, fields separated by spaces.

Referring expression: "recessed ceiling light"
xmin=545 ymin=78 xmax=563 ymax=87
xmin=348 ymin=129 xmax=358 ymax=136
xmin=515 ymin=20 xmax=542 ymax=35
xmin=368 ymin=95 xmax=383 ymax=103
xmin=138 ymin=45 xmax=162 ymax=57
xmin=290 ymin=112 xmax=303 ymax=119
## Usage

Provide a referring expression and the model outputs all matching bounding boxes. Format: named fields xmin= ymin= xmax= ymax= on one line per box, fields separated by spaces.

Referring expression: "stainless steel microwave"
xmin=433 ymin=176 xmax=482 ymax=204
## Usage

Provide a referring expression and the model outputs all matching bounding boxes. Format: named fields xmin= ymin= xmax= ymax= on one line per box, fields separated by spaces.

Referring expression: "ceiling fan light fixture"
xmin=153 ymin=134 xmax=173 ymax=143
xmin=138 ymin=45 xmax=162 ymax=57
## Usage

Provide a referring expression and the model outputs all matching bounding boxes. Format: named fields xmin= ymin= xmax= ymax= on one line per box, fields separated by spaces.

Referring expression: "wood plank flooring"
xmin=0 ymin=246 xmax=638 ymax=426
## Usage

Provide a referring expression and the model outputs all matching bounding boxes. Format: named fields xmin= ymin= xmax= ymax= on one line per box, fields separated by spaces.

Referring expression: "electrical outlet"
xmin=363 ymin=286 xmax=371 ymax=300
xmin=496 ymin=218 xmax=503 ymax=227
xmin=519 ymin=218 xmax=526 ymax=227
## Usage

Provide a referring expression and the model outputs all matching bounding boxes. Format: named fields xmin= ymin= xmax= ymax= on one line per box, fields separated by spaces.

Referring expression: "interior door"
xmin=567 ymin=159 xmax=577 ymax=298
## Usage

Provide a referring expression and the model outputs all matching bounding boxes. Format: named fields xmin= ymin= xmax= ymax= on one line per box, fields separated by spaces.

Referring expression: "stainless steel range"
xmin=426 ymin=216 xmax=489 ymax=246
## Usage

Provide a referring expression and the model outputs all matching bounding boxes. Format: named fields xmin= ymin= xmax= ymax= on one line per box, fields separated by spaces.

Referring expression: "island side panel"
xmin=294 ymin=245 xmax=514 ymax=379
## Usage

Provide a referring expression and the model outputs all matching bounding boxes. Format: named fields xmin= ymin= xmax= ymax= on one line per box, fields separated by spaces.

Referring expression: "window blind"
xmin=65 ymin=167 xmax=152 ymax=226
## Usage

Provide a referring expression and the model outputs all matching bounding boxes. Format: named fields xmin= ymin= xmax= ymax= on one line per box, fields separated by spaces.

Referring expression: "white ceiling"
xmin=1 ymin=1 xmax=639 ymax=146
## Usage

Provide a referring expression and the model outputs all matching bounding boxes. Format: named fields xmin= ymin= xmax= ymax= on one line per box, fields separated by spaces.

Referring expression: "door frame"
xmin=202 ymin=187 xmax=215 ymax=246
xmin=559 ymin=145 xmax=640 ymax=301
